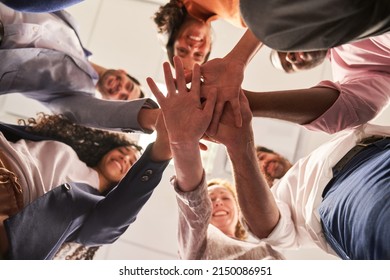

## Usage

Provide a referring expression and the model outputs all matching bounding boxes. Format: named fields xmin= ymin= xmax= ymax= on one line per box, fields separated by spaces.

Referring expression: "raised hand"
xmin=147 ymin=56 xmax=217 ymax=145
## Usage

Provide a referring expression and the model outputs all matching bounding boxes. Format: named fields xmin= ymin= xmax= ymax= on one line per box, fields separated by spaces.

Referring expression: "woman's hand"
xmin=147 ymin=56 xmax=217 ymax=146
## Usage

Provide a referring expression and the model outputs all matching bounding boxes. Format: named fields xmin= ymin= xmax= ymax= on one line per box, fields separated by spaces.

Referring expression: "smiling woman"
xmin=0 ymin=113 xmax=172 ymax=259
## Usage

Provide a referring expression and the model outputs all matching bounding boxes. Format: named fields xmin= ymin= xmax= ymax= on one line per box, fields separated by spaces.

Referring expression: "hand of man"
xmin=200 ymin=56 xmax=245 ymax=135
xmin=205 ymin=90 xmax=253 ymax=150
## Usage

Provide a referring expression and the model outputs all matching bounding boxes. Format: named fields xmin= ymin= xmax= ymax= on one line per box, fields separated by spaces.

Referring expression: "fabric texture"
xmin=319 ymin=138 xmax=390 ymax=259
xmin=239 ymin=0 xmax=390 ymax=51
xmin=173 ymin=174 xmax=284 ymax=260
xmin=304 ymin=33 xmax=390 ymax=134
xmin=0 ymin=3 xmax=158 ymax=133
xmin=0 ymin=0 xmax=83 ymax=13
xmin=262 ymin=123 xmax=390 ymax=259
xmin=183 ymin=0 xmax=246 ymax=28
xmin=1 ymin=133 xmax=99 ymax=206
xmin=0 ymin=122 xmax=170 ymax=259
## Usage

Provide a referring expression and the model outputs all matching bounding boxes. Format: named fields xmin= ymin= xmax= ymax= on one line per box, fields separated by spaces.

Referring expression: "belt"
xmin=0 ymin=20 xmax=3 ymax=45
xmin=332 ymin=135 xmax=389 ymax=174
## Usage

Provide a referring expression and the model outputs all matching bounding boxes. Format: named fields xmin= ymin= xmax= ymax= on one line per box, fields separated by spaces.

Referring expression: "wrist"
xmin=138 ymin=108 xmax=161 ymax=132
xmin=226 ymin=137 xmax=256 ymax=160
xmin=170 ymin=141 xmax=200 ymax=152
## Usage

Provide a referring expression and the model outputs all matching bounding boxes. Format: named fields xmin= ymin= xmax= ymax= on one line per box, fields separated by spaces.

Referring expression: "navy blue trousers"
xmin=319 ymin=138 xmax=390 ymax=259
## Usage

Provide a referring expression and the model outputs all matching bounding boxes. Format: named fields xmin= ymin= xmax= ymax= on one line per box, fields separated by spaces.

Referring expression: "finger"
xmin=203 ymin=87 xmax=217 ymax=119
xmin=190 ymin=63 xmax=201 ymax=100
xmin=173 ymin=56 xmax=187 ymax=94
xmin=146 ymin=77 xmax=165 ymax=103
xmin=230 ymin=98 xmax=243 ymax=127
xmin=163 ymin=62 xmax=176 ymax=96
xmin=184 ymin=70 xmax=193 ymax=84
xmin=202 ymin=134 xmax=220 ymax=144
xmin=207 ymin=101 xmax=224 ymax=136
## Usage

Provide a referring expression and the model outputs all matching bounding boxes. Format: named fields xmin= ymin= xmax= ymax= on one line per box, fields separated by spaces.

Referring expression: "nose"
xmin=286 ymin=52 xmax=297 ymax=63
xmin=214 ymin=197 xmax=223 ymax=206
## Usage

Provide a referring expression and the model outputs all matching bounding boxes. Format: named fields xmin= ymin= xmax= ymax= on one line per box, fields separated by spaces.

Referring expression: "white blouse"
xmin=0 ymin=132 xmax=99 ymax=206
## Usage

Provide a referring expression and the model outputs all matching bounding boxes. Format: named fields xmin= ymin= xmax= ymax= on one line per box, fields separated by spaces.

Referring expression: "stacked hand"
xmin=200 ymin=57 xmax=246 ymax=135
xmin=147 ymin=56 xmax=217 ymax=146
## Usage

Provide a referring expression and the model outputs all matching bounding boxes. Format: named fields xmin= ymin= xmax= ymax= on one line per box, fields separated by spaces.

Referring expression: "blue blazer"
xmin=1 ymin=122 xmax=170 ymax=259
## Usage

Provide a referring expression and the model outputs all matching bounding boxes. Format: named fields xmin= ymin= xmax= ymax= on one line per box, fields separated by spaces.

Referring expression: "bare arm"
xmin=227 ymin=137 xmax=280 ymax=239
xmin=244 ymin=86 xmax=339 ymax=125
xmin=207 ymin=92 xmax=279 ymax=239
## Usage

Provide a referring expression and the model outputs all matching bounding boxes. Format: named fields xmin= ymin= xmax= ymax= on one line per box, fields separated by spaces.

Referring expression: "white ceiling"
xmin=1 ymin=0 xmax=389 ymax=260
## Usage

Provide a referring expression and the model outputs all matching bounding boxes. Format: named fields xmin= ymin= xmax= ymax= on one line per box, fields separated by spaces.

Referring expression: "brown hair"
xmin=207 ymin=178 xmax=247 ymax=241
xmin=153 ymin=0 xmax=211 ymax=66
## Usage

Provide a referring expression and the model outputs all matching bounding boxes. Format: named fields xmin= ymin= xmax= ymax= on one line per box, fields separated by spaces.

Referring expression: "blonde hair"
xmin=207 ymin=178 xmax=247 ymax=241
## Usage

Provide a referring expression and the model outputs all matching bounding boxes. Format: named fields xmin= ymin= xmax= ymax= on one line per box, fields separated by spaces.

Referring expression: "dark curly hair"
xmin=19 ymin=113 xmax=142 ymax=168
xmin=153 ymin=0 xmax=211 ymax=66
xmin=207 ymin=178 xmax=248 ymax=241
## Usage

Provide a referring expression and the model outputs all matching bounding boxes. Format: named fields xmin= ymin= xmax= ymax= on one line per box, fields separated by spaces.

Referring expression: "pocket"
xmin=2 ymin=23 xmax=42 ymax=49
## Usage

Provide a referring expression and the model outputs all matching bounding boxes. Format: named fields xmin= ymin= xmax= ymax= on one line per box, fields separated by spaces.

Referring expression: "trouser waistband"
xmin=322 ymin=135 xmax=390 ymax=198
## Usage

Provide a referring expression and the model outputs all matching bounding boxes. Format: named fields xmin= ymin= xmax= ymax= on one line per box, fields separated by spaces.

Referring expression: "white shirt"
xmin=0 ymin=3 xmax=98 ymax=83
xmin=0 ymin=3 xmax=85 ymax=61
xmin=0 ymin=132 xmax=99 ymax=206
xmin=263 ymin=123 xmax=390 ymax=256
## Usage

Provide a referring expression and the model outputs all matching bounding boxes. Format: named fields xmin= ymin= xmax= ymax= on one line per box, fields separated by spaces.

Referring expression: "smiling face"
xmin=97 ymin=69 xmax=142 ymax=101
xmin=173 ymin=15 xmax=212 ymax=72
xmin=94 ymin=146 xmax=141 ymax=192
xmin=208 ymin=185 xmax=239 ymax=238
xmin=256 ymin=150 xmax=292 ymax=187
xmin=270 ymin=50 xmax=328 ymax=73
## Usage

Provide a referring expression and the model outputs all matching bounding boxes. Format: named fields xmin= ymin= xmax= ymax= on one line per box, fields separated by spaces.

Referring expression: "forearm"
xmin=171 ymin=142 xmax=204 ymax=192
xmin=175 ymin=176 xmax=210 ymax=259
xmin=244 ymin=86 xmax=339 ymax=125
xmin=226 ymin=137 xmax=280 ymax=239
xmin=225 ymin=29 xmax=263 ymax=67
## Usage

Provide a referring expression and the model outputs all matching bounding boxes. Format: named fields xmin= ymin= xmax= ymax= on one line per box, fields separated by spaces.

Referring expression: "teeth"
xmin=213 ymin=211 xmax=228 ymax=217
xmin=189 ymin=35 xmax=202 ymax=41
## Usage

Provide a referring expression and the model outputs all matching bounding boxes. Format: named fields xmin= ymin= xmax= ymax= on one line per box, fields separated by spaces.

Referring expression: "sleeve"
xmin=73 ymin=143 xmax=170 ymax=245
xmin=172 ymin=172 xmax=211 ymax=260
xmin=48 ymin=94 xmax=159 ymax=133
xmin=0 ymin=0 xmax=83 ymax=12
xmin=0 ymin=48 xmax=159 ymax=133
xmin=304 ymin=75 xmax=390 ymax=134
xmin=260 ymin=200 xmax=298 ymax=249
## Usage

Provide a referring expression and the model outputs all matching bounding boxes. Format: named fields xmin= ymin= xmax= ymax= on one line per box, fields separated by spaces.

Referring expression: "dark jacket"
xmin=1 ymin=122 xmax=170 ymax=259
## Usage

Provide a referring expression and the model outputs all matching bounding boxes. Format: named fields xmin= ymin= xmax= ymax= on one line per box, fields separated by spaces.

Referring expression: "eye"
xmin=177 ymin=47 xmax=188 ymax=56
xmin=194 ymin=52 xmax=205 ymax=62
